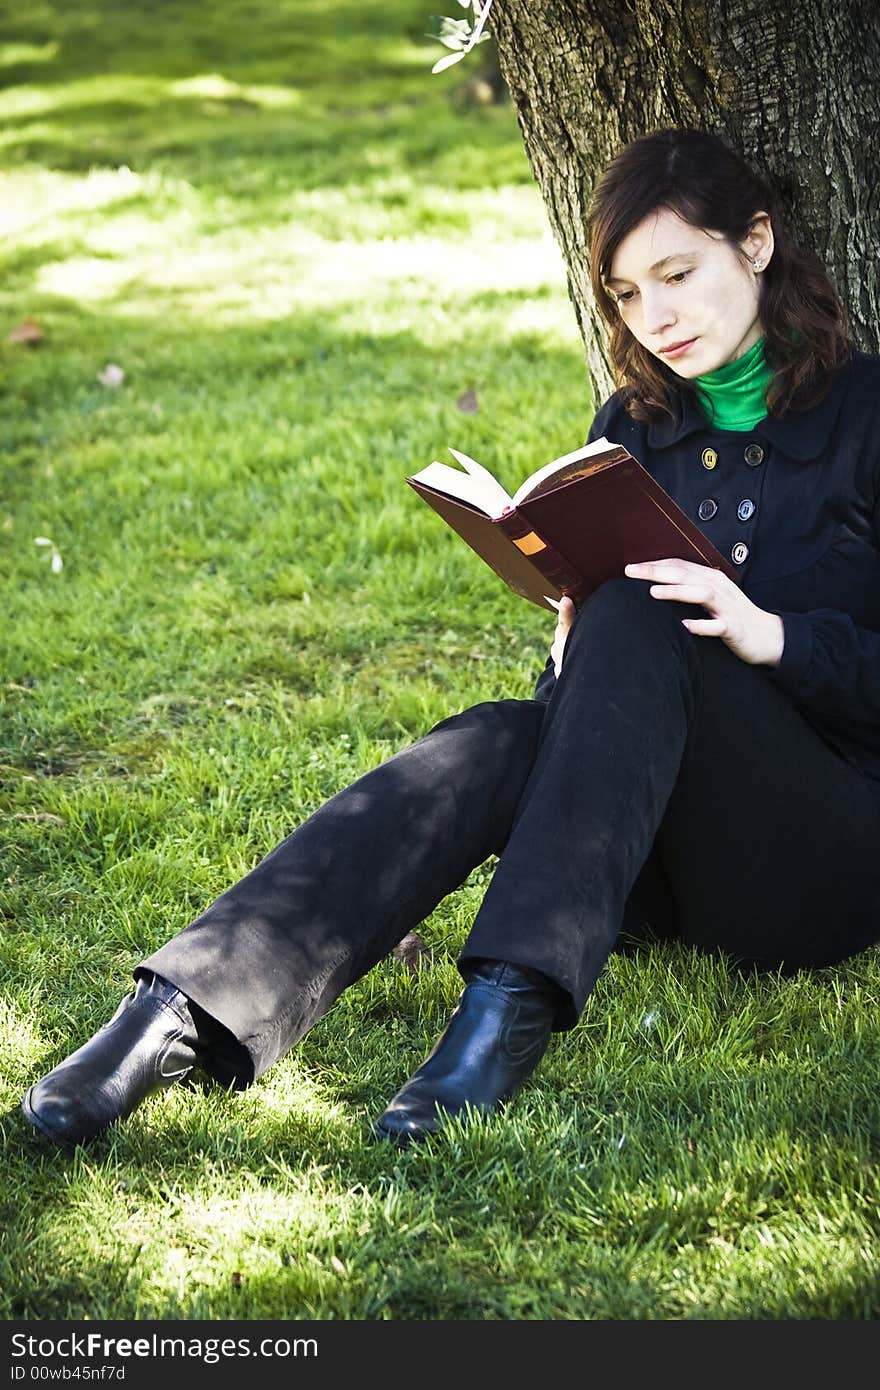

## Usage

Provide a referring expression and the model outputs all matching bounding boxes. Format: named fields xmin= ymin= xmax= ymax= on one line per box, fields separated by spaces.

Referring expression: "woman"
xmin=22 ymin=127 xmax=880 ymax=1151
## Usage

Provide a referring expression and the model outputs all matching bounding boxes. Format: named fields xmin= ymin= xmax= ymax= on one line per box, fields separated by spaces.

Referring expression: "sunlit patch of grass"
xmin=30 ymin=217 xmax=567 ymax=331
xmin=0 ymin=40 xmax=59 ymax=70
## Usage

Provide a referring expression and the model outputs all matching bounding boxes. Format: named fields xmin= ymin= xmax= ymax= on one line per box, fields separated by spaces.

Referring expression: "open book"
xmin=407 ymin=438 xmax=738 ymax=611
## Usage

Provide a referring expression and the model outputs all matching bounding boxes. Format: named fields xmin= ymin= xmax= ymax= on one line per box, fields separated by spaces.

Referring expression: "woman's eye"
xmin=667 ymin=270 xmax=691 ymax=284
xmin=616 ymin=291 xmax=635 ymax=304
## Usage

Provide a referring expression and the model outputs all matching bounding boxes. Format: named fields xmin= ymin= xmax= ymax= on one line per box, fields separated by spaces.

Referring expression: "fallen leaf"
xmin=391 ymin=931 xmax=434 ymax=973
xmin=97 ymin=362 xmax=125 ymax=387
xmin=456 ymin=388 xmax=479 ymax=414
xmin=8 ymin=317 xmax=45 ymax=346
xmin=34 ymin=536 xmax=63 ymax=574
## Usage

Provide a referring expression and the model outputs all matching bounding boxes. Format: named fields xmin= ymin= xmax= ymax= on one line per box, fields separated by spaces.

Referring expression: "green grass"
xmin=1 ymin=0 xmax=879 ymax=1321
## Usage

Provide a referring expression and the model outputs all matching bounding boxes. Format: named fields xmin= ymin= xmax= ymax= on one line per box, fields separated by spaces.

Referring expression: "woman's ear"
xmin=742 ymin=211 xmax=774 ymax=271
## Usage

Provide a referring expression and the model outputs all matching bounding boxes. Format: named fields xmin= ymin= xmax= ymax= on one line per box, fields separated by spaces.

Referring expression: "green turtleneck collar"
xmin=694 ymin=337 xmax=772 ymax=431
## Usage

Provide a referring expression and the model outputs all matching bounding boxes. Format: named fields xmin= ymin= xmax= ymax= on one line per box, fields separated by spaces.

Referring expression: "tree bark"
xmin=488 ymin=0 xmax=880 ymax=402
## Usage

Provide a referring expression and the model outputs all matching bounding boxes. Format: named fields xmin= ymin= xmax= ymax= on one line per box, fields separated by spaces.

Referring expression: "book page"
xmin=510 ymin=437 xmax=623 ymax=507
xmin=408 ymin=448 xmax=513 ymax=518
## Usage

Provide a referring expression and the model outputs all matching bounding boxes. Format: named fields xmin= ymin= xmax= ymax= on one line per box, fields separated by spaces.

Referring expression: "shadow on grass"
xmin=4 ymin=1002 xmax=880 ymax=1319
xmin=0 ymin=0 xmax=519 ymax=194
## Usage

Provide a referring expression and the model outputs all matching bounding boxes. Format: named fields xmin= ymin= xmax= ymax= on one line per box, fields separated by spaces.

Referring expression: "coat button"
xmin=731 ymin=541 xmax=749 ymax=565
xmin=743 ymin=443 xmax=764 ymax=466
xmin=698 ymin=498 xmax=718 ymax=521
xmin=737 ymin=498 xmax=756 ymax=521
xmin=701 ymin=447 xmax=718 ymax=470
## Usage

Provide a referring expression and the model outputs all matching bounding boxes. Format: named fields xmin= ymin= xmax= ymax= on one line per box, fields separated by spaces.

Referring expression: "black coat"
xmin=534 ymin=348 xmax=880 ymax=781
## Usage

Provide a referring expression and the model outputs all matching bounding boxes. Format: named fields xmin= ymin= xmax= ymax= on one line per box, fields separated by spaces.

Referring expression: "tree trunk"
xmin=489 ymin=0 xmax=880 ymax=403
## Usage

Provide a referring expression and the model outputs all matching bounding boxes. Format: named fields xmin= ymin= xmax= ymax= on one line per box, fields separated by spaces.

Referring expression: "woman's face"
xmin=605 ymin=206 xmax=773 ymax=378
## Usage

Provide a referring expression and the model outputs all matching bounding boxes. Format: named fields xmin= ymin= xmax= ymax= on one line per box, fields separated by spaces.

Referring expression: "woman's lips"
xmin=660 ymin=338 xmax=697 ymax=359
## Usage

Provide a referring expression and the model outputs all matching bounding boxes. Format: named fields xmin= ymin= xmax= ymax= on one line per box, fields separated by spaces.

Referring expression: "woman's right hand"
xmin=550 ymin=595 xmax=577 ymax=677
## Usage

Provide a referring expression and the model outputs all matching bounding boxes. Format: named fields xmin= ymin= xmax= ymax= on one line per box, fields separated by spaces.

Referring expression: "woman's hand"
xmin=550 ymin=595 xmax=577 ymax=677
xmin=624 ymin=559 xmax=785 ymax=666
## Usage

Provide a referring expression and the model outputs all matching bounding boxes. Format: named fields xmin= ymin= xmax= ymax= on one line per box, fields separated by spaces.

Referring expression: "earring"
xmin=753 ymin=258 xmax=763 ymax=270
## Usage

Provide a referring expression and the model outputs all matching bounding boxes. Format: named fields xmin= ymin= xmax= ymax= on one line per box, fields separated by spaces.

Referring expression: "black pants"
xmin=141 ymin=578 xmax=880 ymax=1086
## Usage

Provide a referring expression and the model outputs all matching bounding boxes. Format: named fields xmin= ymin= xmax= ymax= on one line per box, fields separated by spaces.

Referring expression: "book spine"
xmin=496 ymin=507 xmax=585 ymax=598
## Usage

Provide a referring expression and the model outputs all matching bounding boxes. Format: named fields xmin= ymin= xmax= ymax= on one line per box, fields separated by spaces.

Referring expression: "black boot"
xmin=373 ymin=959 xmax=562 ymax=1147
xmin=21 ymin=973 xmax=202 ymax=1150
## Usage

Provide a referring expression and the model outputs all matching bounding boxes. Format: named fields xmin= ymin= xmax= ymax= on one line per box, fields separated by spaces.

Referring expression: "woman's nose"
xmin=641 ymin=289 xmax=676 ymax=334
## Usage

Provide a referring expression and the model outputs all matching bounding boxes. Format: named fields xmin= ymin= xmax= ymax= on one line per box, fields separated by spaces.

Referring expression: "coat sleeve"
xmin=765 ymin=604 xmax=880 ymax=734
xmin=765 ymin=472 xmax=880 ymax=731
xmin=531 ymin=394 xmax=623 ymax=703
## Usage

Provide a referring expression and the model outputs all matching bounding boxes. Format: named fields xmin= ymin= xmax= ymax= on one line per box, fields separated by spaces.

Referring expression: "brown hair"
xmin=588 ymin=128 xmax=853 ymax=425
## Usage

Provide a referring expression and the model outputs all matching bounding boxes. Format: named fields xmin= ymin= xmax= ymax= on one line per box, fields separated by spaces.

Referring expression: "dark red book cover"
xmin=407 ymin=446 xmax=737 ymax=611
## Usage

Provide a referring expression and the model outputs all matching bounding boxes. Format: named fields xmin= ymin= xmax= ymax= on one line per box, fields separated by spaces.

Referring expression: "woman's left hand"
xmin=624 ymin=559 xmax=785 ymax=667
